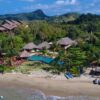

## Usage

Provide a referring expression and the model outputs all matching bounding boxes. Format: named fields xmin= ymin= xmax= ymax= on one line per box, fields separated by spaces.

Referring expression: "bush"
xmin=70 ymin=66 xmax=79 ymax=76
xmin=4 ymin=66 xmax=15 ymax=73
xmin=0 ymin=65 xmax=4 ymax=73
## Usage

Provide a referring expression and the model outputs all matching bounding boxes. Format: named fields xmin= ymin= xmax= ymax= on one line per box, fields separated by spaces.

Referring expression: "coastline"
xmin=0 ymin=73 xmax=100 ymax=97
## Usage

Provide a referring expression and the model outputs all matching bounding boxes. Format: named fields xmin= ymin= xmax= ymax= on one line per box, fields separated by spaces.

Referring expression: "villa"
xmin=20 ymin=50 xmax=31 ymax=58
xmin=57 ymin=37 xmax=77 ymax=49
xmin=21 ymin=37 xmax=77 ymax=58
xmin=37 ymin=41 xmax=51 ymax=49
xmin=23 ymin=42 xmax=37 ymax=51
xmin=0 ymin=20 xmax=22 ymax=32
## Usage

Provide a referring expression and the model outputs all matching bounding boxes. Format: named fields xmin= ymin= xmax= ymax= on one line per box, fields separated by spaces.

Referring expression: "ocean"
xmin=0 ymin=87 xmax=100 ymax=100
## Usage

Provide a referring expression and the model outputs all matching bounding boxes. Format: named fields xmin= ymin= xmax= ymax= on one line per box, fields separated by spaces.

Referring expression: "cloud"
xmin=22 ymin=0 xmax=78 ymax=16
xmin=21 ymin=0 xmax=100 ymax=15
xmin=20 ymin=0 xmax=34 ymax=2
xmin=24 ymin=0 xmax=77 ymax=11
xmin=56 ymin=0 xmax=65 ymax=5
xmin=24 ymin=3 xmax=49 ymax=11
xmin=55 ymin=0 xmax=77 ymax=5
xmin=70 ymin=0 xmax=76 ymax=5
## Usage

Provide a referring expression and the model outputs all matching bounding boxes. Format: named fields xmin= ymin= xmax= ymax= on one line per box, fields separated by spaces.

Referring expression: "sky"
xmin=0 ymin=0 xmax=100 ymax=15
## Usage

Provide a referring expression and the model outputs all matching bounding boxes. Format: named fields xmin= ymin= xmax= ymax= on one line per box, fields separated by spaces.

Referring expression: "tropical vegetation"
xmin=0 ymin=10 xmax=100 ymax=75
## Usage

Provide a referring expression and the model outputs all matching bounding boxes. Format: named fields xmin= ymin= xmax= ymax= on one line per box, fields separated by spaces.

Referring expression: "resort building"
xmin=0 ymin=20 xmax=21 ymax=32
xmin=23 ymin=41 xmax=51 ymax=51
xmin=57 ymin=37 xmax=77 ymax=49
xmin=23 ymin=42 xmax=37 ymax=51
xmin=37 ymin=41 xmax=51 ymax=50
xmin=20 ymin=50 xmax=30 ymax=58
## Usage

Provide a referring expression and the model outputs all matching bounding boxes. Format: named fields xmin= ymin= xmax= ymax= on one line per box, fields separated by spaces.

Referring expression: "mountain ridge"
xmin=0 ymin=9 xmax=100 ymax=23
xmin=0 ymin=9 xmax=80 ymax=21
xmin=0 ymin=9 xmax=49 ymax=21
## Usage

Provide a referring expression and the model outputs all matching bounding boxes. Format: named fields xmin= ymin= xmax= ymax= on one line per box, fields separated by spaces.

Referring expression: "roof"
xmin=0 ymin=20 xmax=21 ymax=31
xmin=1 ymin=23 xmax=17 ymax=30
xmin=0 ymin=27 xmax=6 ymax=31
xmin=57 ymin=37 xmax=76 ymax=46
xmin=20 ymin=50 xmax=30 ymax=58
xmin=11 ymin=20 xmax=21 ymax=25
xmin=5 ymin=20 xmax=14 ymax=25
xmin=23 ymin=42 xmax=37 ymax=50
xmin=37 ymin=41 xmax=50 ymax=49
xmin=91 ymin=61 xmax=98 ymax=64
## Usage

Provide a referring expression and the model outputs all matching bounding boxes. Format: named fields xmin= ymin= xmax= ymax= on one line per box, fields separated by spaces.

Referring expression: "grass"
xmin=14 ymin=61 xmax=52 ymax=74
xmin=1 ymin=60 xmax=64 ymax=75
xmin=0 ymin=65 xmax=15 ymax=73
xmin=13 ymin=61 xmax=62 ymax=74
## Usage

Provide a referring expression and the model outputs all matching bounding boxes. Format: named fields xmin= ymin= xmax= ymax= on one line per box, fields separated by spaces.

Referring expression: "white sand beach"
xmin=0 ymin=73 xmax=100 ymax=98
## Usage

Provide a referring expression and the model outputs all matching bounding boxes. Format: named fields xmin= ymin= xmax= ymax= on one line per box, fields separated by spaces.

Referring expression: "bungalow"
xmin=20 ymin=50 xmax=30 ymax=58
xmin=4 ymin=20 xmax=15 ymax=25
xmin=37 ymin=41 xmax=51 ymax=49
xmin=0 ymin=27 xmax=6 ymax=32
xmin=11 ymin=20 xmax=21 ymax=25
xmin=57 ymin=37 xmax=77 ymax=49
xmin=23 ymin=42 xmax=37 ymax=51
xmin=1 ymin=23 xmax=17 ymax=30
xmin=0 ymin=20 xmax=21 ymax=32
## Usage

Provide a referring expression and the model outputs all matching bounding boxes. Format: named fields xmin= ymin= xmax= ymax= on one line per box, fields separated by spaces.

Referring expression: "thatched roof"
xmin=37 ymin=41 xmax=50 ymax=49
xmin=3 ymin=20 xmax=21 ymax=25
xmin=57 ymin=37 xmax=76 ymax=46
xmin=0 ymin=27 xmax=6 ymax=31
xmin=5 ymin=20 xmax=14 ymax=25
xmin=20 ymin=50 xmax=30 ymax=58
xmin=11 ymin=20 xmax=21 ymax=25
xmin=1 ymin=23 xmax=17 ymax=30
xmin=23 ymin=42 xmax=37 ymax=50
xmin=0 ymin=20 xmax=21 ymax=31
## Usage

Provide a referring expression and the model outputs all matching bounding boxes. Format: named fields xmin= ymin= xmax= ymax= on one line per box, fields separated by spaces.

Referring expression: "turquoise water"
xmin=27 ymin=55 xmax=64 ymax=65
xmin=27 ymin=55 xmax=54 ymax=63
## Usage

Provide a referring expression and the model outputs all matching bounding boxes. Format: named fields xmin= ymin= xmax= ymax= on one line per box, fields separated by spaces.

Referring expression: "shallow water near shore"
xmin=0 ymin=88 xmax=100 ymax=100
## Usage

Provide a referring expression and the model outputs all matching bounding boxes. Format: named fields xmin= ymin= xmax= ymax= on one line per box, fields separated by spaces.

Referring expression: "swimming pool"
xmin=27 ymin=55 xmax=53 ymax=64
xmin=27 ymin=55 xmax=64 ymax=65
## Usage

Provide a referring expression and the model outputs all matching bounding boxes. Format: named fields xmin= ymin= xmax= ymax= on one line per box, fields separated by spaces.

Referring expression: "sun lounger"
xmin=64 ymin=73 xmax=73 ymax=79
xmin=64 ymin=73 xmax=70 ymax=79
xmin=67 ymin=73 xmax=73 ymax=78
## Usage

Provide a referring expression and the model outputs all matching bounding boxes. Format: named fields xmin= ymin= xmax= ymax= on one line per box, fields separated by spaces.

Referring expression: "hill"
xmin=49 ymin=13 xmax=79 ymax=23
xmin=0 ymin=10 xmax=79 ymax=23
xmin=0 ymin=9 xmax=49 ymax=21
xmin=0 ymin=9 xmax=100 ymax=24
xmin=69 ymin=13 xmax=100 ymax=24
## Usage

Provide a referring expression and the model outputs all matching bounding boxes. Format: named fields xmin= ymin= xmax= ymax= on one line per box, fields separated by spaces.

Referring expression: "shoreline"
xmin=0 ymin=73 xmax=100 ymax=97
